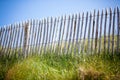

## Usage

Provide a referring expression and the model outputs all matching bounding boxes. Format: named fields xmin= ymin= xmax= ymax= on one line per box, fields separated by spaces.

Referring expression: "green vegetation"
xmin=0 ymin=52 xmax=120 ymax=80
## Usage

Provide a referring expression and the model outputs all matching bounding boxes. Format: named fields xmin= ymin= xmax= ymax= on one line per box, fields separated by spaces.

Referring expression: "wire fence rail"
xmin=0 ymin=7 xmax=120 ymax=58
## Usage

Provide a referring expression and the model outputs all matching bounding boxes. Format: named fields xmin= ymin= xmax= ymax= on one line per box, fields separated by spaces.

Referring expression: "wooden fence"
xmin=0 ymin=7 xmax=120 ymax=58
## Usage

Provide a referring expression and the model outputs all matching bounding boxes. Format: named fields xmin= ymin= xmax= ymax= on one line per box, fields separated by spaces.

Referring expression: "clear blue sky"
xmin=0 ymin=0 xmax=120 ymax=26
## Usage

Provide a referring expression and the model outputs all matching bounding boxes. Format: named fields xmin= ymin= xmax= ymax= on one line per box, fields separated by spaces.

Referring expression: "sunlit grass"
xmin=0 ymin=52 xmax=119 ymax=80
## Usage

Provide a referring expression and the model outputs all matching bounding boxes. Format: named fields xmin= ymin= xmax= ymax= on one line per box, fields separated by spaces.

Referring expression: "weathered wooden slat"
xmin=0 ymin=28 xmax=4 ymax=46
xmin=5 ymin=26 xmax=11 ymax=56
xmin=58 ymin=16 xmax=63 ymax=54
xmin=36 ymin=20 xmax=41 ymax=53
xmin=42 ymin=19 xmax=46 ymax=54
xmin=60 ymin=15 xmax=66 ymax=54
xmin=54 ymin=17 xmax=59 ymax=53
xmin=39 ymin=20 xmax=43 ymax=54
xmin=87 ymin=13 xmax=92 ymax=54
xmin=94 ymin=11 xmax=99 ymax=54
xmin=67 ymin=15 xmax=74 ymax=54
xmin=48 ymin=17 xmax=52 ymax=51
xmin=32 ymin=20 xmax=36 ymax=54
xmin=91 ymin=10 xmax=95 ymax=54
xmin=29 ymin=20 xmax=33 ymax=55
xmin=23 ymin=22 xmax=29 ymax=57
xmin=51 ymin=18 xmax=56 ymax=53
xmin=18 ymin=23 xmax=24 ymax=57
xmin=112 ymin=8 xmax=116 ymax=55
xmin=79 ymin=13 xmax=84 ymax=53
xmin=1 ymin=27 xmax=7 ymax=54
xmin=64 ymin=16 xmax=70 ymax=54
xmin=71 ymin=14 xmax=77 ymax=55
xmin=15 ymin=23 xmax=21 ymax=57
xmin=44 ymin=18 xmax=49 ymax=53
xmin=117 ymin=7 xmax=120 ymax=54
xmin=81 ymin=12 xmax=88 ymax=53
xmin=98 ymin=10 xmax=103 ymax=54
xmin=7 ymin=25 xmax=12 ymax=57
xmin=76 ymin=13 xmax=80 ymax=55
xmin=9 ymin=25 xmax=16 ymax=57
xmin=34 ymin=20 xmax=38 ymax=54
xmin=12 ymin=24 xmax=18 ymax=56
xmin=104 ymin=9 xmax=107 ymax=54
xmin=108 ymin=8 xmax=112 ymax=54
xmin=3 ymin=27 xmax=8 ymax=56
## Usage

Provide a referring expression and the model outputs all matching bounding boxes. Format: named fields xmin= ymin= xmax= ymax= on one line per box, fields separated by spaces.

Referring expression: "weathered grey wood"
xmin=33 ymin=20 xmax=38 ymax=54
xmin=29 ymin=20 xmax=33 ymax=54
xmin=51 ymin=18 xmax=56 ymax=53
xmin=111 ymin=8 xmax=116 ymax=55
xmin=108 ymin=8 xmax=112 ymax=54
xmin=104 ymin=9 xmax=107 ymax=54
xmin=4 ymin=27 xmax=10 ymax=55
xmin=44 ymin=18 xmax=49 ymax=53
xmin=15 ymin=23 xmax=21 ymax=57
xmin=12 ymin=24 xmax=18 ymax=56
xmin=98 ymin=10 xmax=103 ymax=54
xmin=81 ymin=12 xmax=88 ymax=53
xmin=79 ymin=13 xmax=84 ymax=53
xmin=54 ymin=17 xmax=59 ymax=53
xmin=60 ymin=15 xmax=66 ymax=54
xmin=0 ymin=28 xmax=2 ymax=42
xmin=48 ymin=17 xmax=52 ymax=51
xmin=23 ymin=22 xmax=29 ymax=57
xmin=1 ymin=27 xmax=7 ymax=54
xmin=36 ymin=20 xmax=41 ymax=53
xmin=64 ymin=16 xmax=70 ymax=54
xmin=0 ymin=28 xmax=5 ymax=56
xmin=67 ymin=15 xmax=74 ymax=54
xmin=0 ymin=28 xmax=4 ymax=46
xmin=72 ymin=14 xmax=77 ymax=55
xmin=39 ymin=20 xmax=43 ymax=54
xmin=91 ymin=10 xmax=95 ymax=54
xmin=117 ymin=7 xmax=120 ymax=54
xmin=87 ymin=13 xmax=92 ymax=54
xmin=8 ymin=25 xmax=13 ymax=56
xmin=95 ymin=11 xmax=99 ymax=54
xmin=33 ymin=20 xmax=37 ymax=54
xmin=42 ymin=19 xmax=46 ymax=54
xmin=58 ymin=16 xmax=63 ymax=54
xmin=18 ymin=23 xmax=24 ymax=57
xmin=76 ymin=13 xmax=80 ymax=55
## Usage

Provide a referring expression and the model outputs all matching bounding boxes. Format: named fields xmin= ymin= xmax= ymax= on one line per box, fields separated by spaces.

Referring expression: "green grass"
xmin=0 ymin=52 xmax=120 ymax=80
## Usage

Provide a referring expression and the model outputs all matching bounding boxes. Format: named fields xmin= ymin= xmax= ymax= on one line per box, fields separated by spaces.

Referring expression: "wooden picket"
xmin=0 ymin=7 xmax=120 ymax=58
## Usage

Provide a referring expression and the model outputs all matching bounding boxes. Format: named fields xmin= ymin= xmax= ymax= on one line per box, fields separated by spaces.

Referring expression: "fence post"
xmin=72 ymin=14 xmax=77 ymax=56
xmin=76 ymin=13 xmax=80 ymax=55
xmin=95 ymin=10 xmax=99 ymax=54
xmin=23 ymin=22 xmax=29 ymax=58
xmin=48 ymin=17 xmax=53 ymax=52
xmin=87 ymin=13 xmax=92 ymax=54
xmin=108 ymin=8 xmax=112 ymax=54
xmin=112 ymin=8 xmax=116 ymax=55
xmin=98 ymin=10 xmax=103 ymax=54
xmin=117 ymin=7 xmax=120 ymax=54
xmin=51 ymin=18 xmax=56 ymax=53
xmin=91 ymin=10 xmax=95 ymax=54
xmin=81 ymin=12 xmax=88 ymax=53
xmin=79 ymin=13 xmax=84 ymax=54
xmin=67 ymin=14 xmax=74 ymax=55
xmin=64 ymin=16 xmax=70 ymax=54
xmin=60 ymin=15 xmax=66 ymax=54
xmin=104 ymin=9 xmax=107 ymax=54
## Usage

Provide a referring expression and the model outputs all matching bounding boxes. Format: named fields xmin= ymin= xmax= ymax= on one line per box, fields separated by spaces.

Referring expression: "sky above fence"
xmin=0 ymin=0 xmax=120 ymax=26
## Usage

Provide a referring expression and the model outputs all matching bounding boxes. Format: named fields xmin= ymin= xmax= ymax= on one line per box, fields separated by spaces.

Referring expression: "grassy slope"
xmin=0 ymin=53 xmax=120 ymax=80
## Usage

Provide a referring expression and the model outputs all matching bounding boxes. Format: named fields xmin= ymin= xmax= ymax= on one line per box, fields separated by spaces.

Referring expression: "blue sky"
xmin=0 ymin=0 xmax=120 ymax=26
